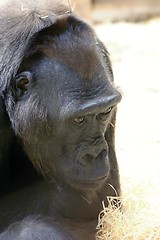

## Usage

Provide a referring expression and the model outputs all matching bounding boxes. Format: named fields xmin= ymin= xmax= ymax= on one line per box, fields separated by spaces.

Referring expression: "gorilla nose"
xmin=79 ymin=137 xmax=108 ymax=166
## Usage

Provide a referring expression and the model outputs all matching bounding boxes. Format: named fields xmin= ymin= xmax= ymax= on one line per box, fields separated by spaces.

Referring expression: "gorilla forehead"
xmin=47 ymin=40 xmax=99 ymax=81
xmin=19 ymin=16 xmax=120 ymax=119
xmin=30 ymin=56 xmax=120 ymax=119
xmin=28 ymin=17 xmax=107 ymax=81
xmin=32 ymin=56 xmax=108 ymax=92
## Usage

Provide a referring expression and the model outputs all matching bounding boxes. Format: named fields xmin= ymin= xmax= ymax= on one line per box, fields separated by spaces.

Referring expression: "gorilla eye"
xmin=73 ymin=116 xmax=85 ymax=125
xmin=97 ymin=107 xmax=112 ymax=121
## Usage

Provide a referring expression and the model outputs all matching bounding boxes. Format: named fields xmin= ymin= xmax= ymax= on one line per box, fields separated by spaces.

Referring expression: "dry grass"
xmin=96 ymin=184 xmax=160 ymax=240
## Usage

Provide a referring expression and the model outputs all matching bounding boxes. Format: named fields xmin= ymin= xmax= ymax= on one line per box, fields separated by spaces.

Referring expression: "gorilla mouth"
xmin=68 ymin=150 xmax=110 ymax=189
xmin=71 ymin=174 xmax=108 ymax=190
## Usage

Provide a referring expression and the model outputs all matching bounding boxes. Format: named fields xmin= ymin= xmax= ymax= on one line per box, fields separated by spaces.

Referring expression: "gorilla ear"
xmin=14 ymin=71 xmax=32 ymax=98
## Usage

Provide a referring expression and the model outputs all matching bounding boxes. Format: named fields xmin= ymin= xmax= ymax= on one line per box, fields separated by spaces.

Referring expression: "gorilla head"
xmin=6 ymin=17 xmax=121 ymax=191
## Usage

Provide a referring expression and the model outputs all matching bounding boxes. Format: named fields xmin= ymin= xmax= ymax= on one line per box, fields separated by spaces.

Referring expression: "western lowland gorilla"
xmin=0 ymin=0 xmax=122 ymax=239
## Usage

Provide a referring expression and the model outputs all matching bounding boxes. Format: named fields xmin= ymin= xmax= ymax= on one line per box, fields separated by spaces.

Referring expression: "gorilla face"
xmin=9 ymin=25 xmax=121 ymax=190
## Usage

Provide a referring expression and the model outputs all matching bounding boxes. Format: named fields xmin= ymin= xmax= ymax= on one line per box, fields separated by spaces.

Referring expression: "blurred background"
xmin=70 ymin=0 xmax=160 ymax=23
xmin=71 ymin=0 xmax=160 ymax=204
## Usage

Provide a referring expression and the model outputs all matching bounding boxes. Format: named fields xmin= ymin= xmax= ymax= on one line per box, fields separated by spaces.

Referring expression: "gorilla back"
xmin=0 ymin=1 xmax=122 ymax=239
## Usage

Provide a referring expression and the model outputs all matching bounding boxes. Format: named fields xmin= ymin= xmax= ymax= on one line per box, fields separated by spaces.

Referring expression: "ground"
xmin=95 ymin=18 xmax=160 ymax=239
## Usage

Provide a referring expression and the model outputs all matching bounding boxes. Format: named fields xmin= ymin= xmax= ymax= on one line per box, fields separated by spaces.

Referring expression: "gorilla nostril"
xmin=82 ymin=154 xmax=94 ymax=163
xmin=79 ymin=154 xmax=94 ymax=167
xmin=80 ymin=150 xmax=107 ymax=166
xmin=98 ymin=150 xmax=107 ymax=160
xmin=78 ymin=137 xmax=108 ymax=166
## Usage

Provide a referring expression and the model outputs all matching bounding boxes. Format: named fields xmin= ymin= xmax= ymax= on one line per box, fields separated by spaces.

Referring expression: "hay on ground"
xmin=97 ymin=191 xmax=160 ymax=240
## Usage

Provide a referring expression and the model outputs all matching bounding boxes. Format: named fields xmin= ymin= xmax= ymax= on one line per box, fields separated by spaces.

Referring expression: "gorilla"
xmin=0 ymin=1 xmax=122 ymax=239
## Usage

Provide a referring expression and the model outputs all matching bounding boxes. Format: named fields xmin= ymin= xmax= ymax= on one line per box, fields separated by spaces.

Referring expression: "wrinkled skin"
xmin=0 ymin=4 xmax=121 ymax=240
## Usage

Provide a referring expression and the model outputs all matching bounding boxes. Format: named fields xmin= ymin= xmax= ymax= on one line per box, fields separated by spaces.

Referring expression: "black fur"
xmin=0 ymin=1 xmax=122 ymax=239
